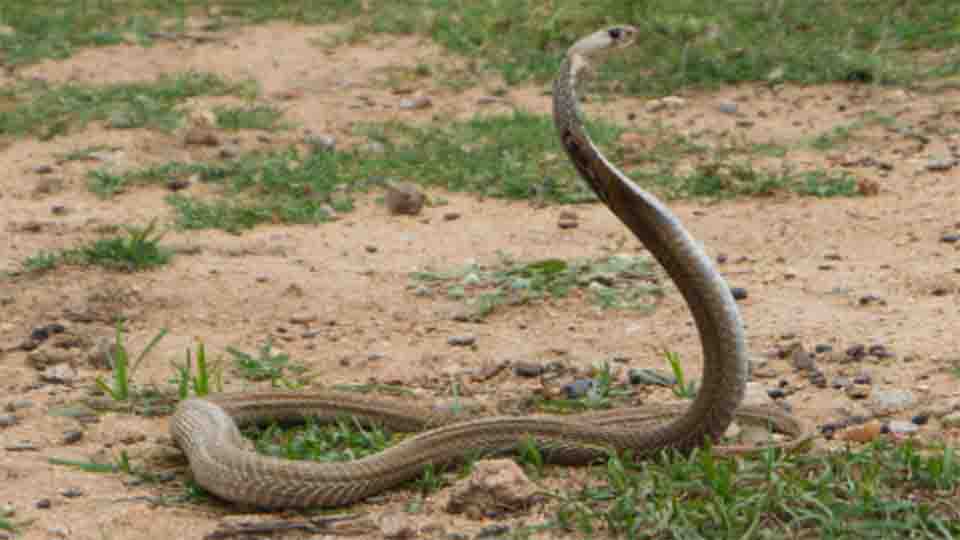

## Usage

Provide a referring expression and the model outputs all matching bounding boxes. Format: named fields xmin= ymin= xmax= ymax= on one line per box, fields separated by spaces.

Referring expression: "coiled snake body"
xmin=172 ymin=26 xmax=811 ymax=509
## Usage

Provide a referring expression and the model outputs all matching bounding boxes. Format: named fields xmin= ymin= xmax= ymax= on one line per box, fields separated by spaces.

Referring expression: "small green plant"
xmin=537 ymin=362 xmax=633 ymax=414
xmin=77 ymin=219 xmax=172 ymax=271
xmin=246 ymin=415 xmax=394 ymax=463
xmin=95 ymin=322 xmax=167 ymax=402
xmin=519 ymin=435 xmax=546 ymax=478
xmin=214 ymin=104 xmax=287 ymax=130
xmin=413 ymin=253 xmax=660 ymax=320
xmin=23 ymin=219 xmax=172 ymax=274
xmin=21 ymin=251 xmax=59 ymax=273
xmin=664 ymin=350 xmax=698 ymax=399
xmin=170 ymin=341 xmax=222 ymax=399
xmin=228 ymin=340 xmax=307 ymax=387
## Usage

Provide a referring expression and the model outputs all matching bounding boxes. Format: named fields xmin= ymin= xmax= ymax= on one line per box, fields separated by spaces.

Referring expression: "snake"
xmin=171 ymin=25 xmax=813 ymax=509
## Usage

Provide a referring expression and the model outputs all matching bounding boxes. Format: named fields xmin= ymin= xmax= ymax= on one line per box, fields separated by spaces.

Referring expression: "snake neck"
xmin=553 ymin=53 xmax=748 ymax=449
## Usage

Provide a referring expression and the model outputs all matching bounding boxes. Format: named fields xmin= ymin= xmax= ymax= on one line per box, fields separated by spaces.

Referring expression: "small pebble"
xmin=911 ymin=414 xmax=929 ymax=425
xmin=63 ymin=430 xmax=83 ymax=444
xmin=814 ymin=344 xmax=833 ymax=354
xmin=717 ymin=101 xmax=739 ymax=114
xmin=729 ymin=287 xmax=748 ymax=300
xmin=562 ymin=379 xmax=595 ymax=399
xmin=0 ymin=414 xmax=17 ymax=427
xmin=447 ymin=335 xmax=476 ymax=347
xmin=513 ymin=362 xmax=544 ymax=378
xmin=61 ymin=488 xmax=83 ymax=498
xmin=767 ymin=388 xmax=786 ymax=399
xmin=476 ymin=524 xmax=511 ymax=539
xmin=941 ymin=233 xmax=960 ymax=244
xmin=35 ymin=499 xmax=51 ymax=509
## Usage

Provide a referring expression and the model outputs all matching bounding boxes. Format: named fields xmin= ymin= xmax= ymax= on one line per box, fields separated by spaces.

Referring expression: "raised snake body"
xmin=171 ymin=26 xmax=812 ymax=509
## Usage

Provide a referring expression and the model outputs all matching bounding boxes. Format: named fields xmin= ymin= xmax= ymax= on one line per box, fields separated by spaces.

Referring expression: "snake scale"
xmin=171 ymin=26 xmax=813 ymax=509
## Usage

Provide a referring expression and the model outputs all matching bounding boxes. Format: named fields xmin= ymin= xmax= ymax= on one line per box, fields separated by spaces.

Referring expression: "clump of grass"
xmin=245 ymin=416 xmax=396 ymax=463
xmin=536 ymin=362 xmax=633 ymax=414
xmin=642 ymin=160 xmax=859 ymax=200
xmin=227 ymin=340 xmax=307 ymax=388
xmin=170 ymin=342 xmax=223 ymax=399
xmin=664 ymin=350 xmax=698 ymax=399
xmin=214 ymin=104 xmax=288 ymax=131
xmin=0 ymin=72 xmax=255 ymax=140
xmin=412 ymin=252 xmax=661 ymax=321
xmin=95 ymin=322 xmax=167 ymax=402
xmin=553 ymin=441 xmax=960 ymax=539
xmin=21 ymin=219 xmax=172 ymax=274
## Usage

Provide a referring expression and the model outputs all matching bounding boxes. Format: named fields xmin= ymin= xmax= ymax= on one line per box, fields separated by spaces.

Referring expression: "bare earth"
xmin=1 ymin=22 xmax=959 ymax=540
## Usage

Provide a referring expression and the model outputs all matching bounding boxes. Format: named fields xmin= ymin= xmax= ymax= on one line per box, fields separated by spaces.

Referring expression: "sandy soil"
xmin=0 ymin=21 xmax=958 ymax=540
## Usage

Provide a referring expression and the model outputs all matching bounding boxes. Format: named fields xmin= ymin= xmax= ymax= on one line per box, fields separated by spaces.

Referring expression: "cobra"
xmin=171 ymin=25 xmax=811 ymax=509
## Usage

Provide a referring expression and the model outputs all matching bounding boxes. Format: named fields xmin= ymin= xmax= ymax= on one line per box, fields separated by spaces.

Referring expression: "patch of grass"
xmin=21 ymin=251 xmax=59 ymax=273
xmin=664 ymin=350 xmax=698 ymax=400
xmin=412 ymin=252 xmax=661 ymax=321
xmin=809 ymin=112 xmax=900 ymax=151
xmin=170 ymin=342 xmax=223 ymax=399
xmin=553 ymin=441 xmax=960 ymax=539
xmin=643 ymin=160 xmax=859 ymax=200
xmin=95 ymin=322 xmax=168 ymax=402
xmin=0 ymin=72 xmax=255 ymax=139
xmin=245 ymin=415 xmax=397 ymax=463
xmin=232 ymin=0 xmax=960 ymax=92
xmin=227 ymin=340 xmax=307 ymax=388
xmin=76 ymin=219 xmax=172 ymax=270
xmin=21 ymin=219 xmax=173 ymax=274
xmin=536 ymin=362 xmax=633 ymax=414
xmin=5 ymin=1 xmax=959 ymax=95
xmin=214 ymin=104 xmax=288 ymax=131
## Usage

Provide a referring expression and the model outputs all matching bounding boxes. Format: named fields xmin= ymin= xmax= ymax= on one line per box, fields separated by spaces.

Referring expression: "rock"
xmin=717 ymin=101 xmax=739 ymax=114
xmin=561 ymin=379 xmax=594 ymax=399
xmin=399 ymin=95 xmax=432 ymax=110
xmin=63 ymin=430 xmax=83 ymax=444
xmin=41 ymin=364 xmax=77 ymax=384
xmin=887 ymin=420 xmax=919 ymax=436
xmin=476 ymin=524 xmax=511 ymax=538
xmin=443 ymin=459 xmax=540 ymax=519
xmin=0 ymin=414 xmax=17 ymax=427
xmin=513 ymin=362 xmax=543 ymax=378
xmin=868 ymin=389 xmax=915 ymax=414
xmin=5 ymin=441 xmax=37 ymax=452
xmin=184 ymin=128 xmax=220 ymax=146
xmin=61 ymin=488 xmax=83 ymax=498
xmin=627 ymin=368 xmax=676 ymax=386
xmin=845 ymin=383 xmax=871 ymax=400
xmin=926 ymin=158 xmax=956 ymax=171
xmin=730 ymin=287 xmax=748 ymax=300
xmin=443 ymin=212 xmax=461 ymax=221
xmin=941 ymin=234 xmax=960 ymax=244
xmin=557 ymin=219 xmax=578 ymax=229
xmin=385 ymin=182 xmax=426 ymax=216
xmin=289 ymin=312 xmax=317 ymax=325
xmin=35 ymin=499 xmax=51 ymax=509
xmin=379 ymin=513 xmax=416 ymax=539
xmin=305 ymin=134 xmax=336 ymax=152
xmin=837 ymin=420 xmax=883 ymax=443
xmin=447 ymin=335 xmax=476 ymax=347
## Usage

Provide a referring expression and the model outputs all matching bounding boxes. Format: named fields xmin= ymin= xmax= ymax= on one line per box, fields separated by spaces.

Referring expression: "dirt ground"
xmin=1 ymin=22 xmax=959 ymax=540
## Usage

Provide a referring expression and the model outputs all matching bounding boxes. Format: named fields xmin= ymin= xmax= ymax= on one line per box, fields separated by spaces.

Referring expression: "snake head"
xmin=569 ymin=25 xmax=638 ymax=56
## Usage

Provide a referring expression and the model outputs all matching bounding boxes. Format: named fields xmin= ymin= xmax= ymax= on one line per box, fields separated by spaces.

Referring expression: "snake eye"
xmin=608 ymin=27 xmax=623 ymax=40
